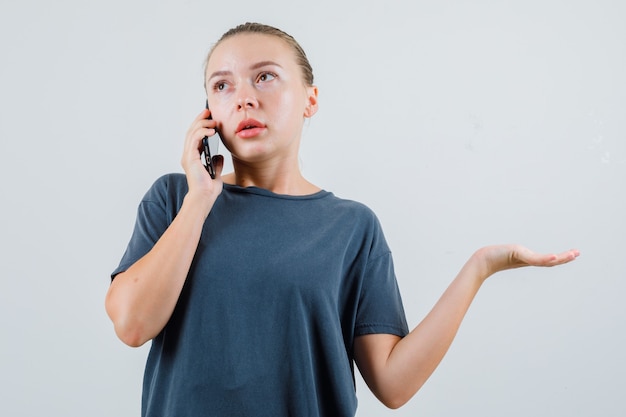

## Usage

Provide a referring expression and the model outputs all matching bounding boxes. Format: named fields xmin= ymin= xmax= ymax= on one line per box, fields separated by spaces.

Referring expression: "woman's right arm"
xmin=105 ymin=109 xmax=222 ymax=347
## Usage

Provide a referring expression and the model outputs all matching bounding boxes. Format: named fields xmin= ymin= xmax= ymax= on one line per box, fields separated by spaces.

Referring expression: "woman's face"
xmin=205 ymin=33 xmax=318 ymax=165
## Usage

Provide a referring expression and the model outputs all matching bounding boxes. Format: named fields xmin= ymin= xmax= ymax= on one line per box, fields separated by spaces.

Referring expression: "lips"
xmin=236 ymin=118 xmax=266 ymax=138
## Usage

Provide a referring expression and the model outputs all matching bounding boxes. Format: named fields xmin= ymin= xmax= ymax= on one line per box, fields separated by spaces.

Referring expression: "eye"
xmin=212 ymin=81 xmax=228 ymax=92
xmin=257 ymin=72 xmax=276 ymax=83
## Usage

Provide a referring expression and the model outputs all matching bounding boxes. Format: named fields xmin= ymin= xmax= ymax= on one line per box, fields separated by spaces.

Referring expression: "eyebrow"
xmin=250 ymin=60 xmax=282 ymax=70
xmin=207 ymin=61 xmax=283 ymax=82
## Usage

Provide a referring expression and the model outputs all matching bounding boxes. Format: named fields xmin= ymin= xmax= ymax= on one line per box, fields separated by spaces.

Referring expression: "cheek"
xmin=272 ymin=91 xmax=307 ymax=126
xmin=218 ymin=135 xmax=233 ymax=153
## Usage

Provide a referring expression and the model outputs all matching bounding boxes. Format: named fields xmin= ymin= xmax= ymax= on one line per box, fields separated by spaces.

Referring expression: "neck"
xmin=222 ymin=158 xmax=320 ymax=196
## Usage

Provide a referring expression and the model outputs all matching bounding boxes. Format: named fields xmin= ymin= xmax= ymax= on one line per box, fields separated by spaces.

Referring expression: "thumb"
xmin=212 ymin=155 xmax=225 ymax=178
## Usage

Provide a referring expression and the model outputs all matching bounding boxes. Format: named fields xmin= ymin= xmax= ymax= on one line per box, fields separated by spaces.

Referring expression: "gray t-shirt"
xmin=112 ymin=173 xmax=409 ymax=417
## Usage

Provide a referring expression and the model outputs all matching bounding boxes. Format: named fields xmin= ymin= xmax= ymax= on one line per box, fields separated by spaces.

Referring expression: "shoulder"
xmin=322 ymin=193 xmax=387 ymax=244
xmin=138 ymin=173 xmax=188 ymax=215
xmin=328 ymin=193 xmax=380 ymax=223
xmin=142 ymin=173 xmax=188 ymax=202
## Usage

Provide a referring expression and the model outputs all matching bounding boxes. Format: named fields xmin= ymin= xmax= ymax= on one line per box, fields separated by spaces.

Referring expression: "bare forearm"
xmin=392 ymin=255 xmax=483 ymax=399
xmin=365 ymin=251 xmax=488 ymax=408
xmin=105 ymin=193 xmax=212 ymax=347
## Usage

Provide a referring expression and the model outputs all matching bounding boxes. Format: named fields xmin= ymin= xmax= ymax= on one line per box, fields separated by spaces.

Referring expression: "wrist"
xmin=182 ymin=189 xmax=218 ymax=220
xmin=468 ymin=247 xmax=494 ymax=283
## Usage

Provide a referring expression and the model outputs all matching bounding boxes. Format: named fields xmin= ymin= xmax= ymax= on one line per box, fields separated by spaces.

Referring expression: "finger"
xmin=185 ymin=111 xmax=215 ymax=139
xmin=509 ymin=245 xmax=578 ymax=267
xmin=182 ymin=128 xmax=211 ymax=168
xmin=194 ymin=108 xmax=210 ymax=121
xmin=531 ymin=249 xmax=580 ymax=267
xmin=550 ymin=249 xmax=580 ymax=265
xmin=183 ymin=127 xmax=216 ymax=157
xmin=193 ymin=129 xmax=217 ymax=152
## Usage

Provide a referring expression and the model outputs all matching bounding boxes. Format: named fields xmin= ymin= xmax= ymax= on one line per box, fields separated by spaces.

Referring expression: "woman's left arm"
xmin=354 ymin=245 xmax=579 ymax=409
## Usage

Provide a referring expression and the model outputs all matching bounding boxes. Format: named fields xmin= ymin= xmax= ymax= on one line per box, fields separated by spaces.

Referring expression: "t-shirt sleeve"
xmin=353 ymin=213 xmax=409 ymax=338
xmin=110 ymin=176 xmax=179 ymax=279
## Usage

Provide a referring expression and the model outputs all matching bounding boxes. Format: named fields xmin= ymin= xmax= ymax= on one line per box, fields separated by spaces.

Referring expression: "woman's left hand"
xmin=476 ymin=244 xmax=580 ymax=281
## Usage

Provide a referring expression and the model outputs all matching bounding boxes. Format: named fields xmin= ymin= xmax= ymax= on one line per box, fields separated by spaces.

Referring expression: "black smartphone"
xmin=202 ymin=100 xmax=221 ymax=179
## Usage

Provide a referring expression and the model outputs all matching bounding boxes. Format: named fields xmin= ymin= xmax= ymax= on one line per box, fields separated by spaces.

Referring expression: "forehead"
xmin=207 ymin=33 xmax=296 ymax=72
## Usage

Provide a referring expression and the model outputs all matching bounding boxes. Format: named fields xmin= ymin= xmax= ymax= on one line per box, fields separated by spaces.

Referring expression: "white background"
xmin=1 ymin=0 xmax=625 ymax=416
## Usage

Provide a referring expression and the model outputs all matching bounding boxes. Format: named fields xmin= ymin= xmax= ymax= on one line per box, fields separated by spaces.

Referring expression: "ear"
xmin=303 ymin=85 xmax=319 ymax=118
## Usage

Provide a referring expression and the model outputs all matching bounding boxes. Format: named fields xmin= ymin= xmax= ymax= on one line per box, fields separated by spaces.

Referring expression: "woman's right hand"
xmin=181 ymin=108 xmax=224 ymax=204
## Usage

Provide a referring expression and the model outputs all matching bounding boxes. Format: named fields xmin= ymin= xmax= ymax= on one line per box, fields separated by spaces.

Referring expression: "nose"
xmin=236 ymin=86 xmax=258 ymax=111
xmin=237 ymin=96 xmax=258 ymax=111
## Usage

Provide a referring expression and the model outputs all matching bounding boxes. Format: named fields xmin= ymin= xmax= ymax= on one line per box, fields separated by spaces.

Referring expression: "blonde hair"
xmin=204 ymin=22 xmax=314 ymax=87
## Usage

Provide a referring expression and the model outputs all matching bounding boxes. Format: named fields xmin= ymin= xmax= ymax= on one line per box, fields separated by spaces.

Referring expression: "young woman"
xmin=106 ymin=22 xmax=579 ymax=417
